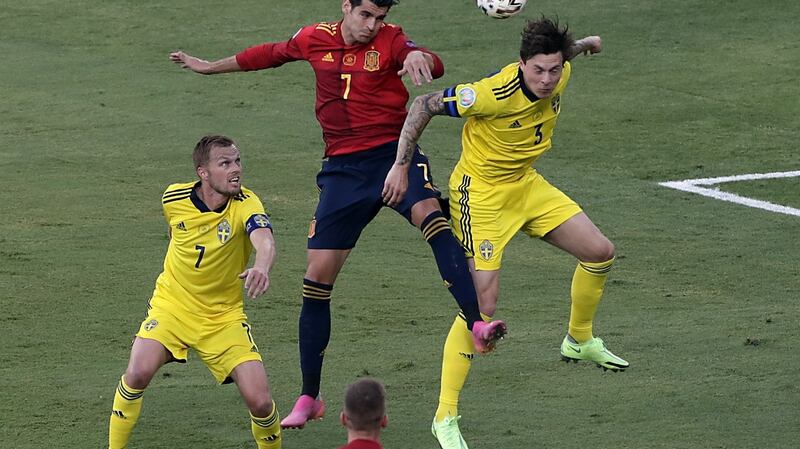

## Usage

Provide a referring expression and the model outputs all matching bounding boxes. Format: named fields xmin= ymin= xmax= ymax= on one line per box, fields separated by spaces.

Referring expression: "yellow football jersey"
xmin=149 ymin=182 xmax=272 ymax=317
xmin=443 ymin=61 xmax=572 ymax=183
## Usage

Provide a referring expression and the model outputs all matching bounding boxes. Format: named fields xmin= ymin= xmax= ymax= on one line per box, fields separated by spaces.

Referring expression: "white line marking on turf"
xmin=659 ymin=171 xmax=800 ymax=217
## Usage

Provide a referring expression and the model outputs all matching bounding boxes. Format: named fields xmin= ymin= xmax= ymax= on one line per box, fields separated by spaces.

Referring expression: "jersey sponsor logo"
xmin=308 ymin=218 xmax=317 ymax=238
xmin=509 ymin=120 xmax=522 ymax=128
xmin=479 ymin=239 xmax=494 ymax=260
xmin=457 ymin=87 xmax=476 ymax=108
xmin=364 ymin=50 xmax=380 ymax=72
xmin=112 ymin=410 xmax=127 ymax=419
xmin=405 ymin=40 xmax=417 ymax=48
xmin=343 ymin=54 xmax=356 ymax=66
xmin=551 ymin=93 xmax=561 ymax=114
xmin=534 ymin=111 xmax=543 ymax=121
xmin=458 ymin=352 xmax=475 ymax=360
xmin=217 ymin=219 xmax=232 ymax=244
xmin=143 ymin=319 xmax=158 ymax=331
xmin=199 ymin=224 xmax=210 ymax=234
xmin=176 ymin=221 xmax=187 ymax=231
xmin=321 ymin=52 xmax=334 ymax=63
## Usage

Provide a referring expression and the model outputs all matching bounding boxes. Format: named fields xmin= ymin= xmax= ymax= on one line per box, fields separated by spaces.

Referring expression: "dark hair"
xmin=343 ymin=378 xmax=386 ymax=431
xmin=350 ymin=0 xmax=398 ymax=8
xmin=520 ymin=17 xmax=574 ymax=62
xmin=193 ymin=135 xmax=237 ymax=168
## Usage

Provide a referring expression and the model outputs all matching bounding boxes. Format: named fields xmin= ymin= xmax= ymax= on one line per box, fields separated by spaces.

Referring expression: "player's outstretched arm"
xmin=169 ymin=51 xmax=243 ymax=75
xmin=397 ymin=50 xmax=434 ymax=87
xmin=239 ymin=227 xmax=276 ymax=299
xmin=382 ymin=91 xmax=446 ymax=207
xmin=566 ymin=36 xmax=602 ymax=60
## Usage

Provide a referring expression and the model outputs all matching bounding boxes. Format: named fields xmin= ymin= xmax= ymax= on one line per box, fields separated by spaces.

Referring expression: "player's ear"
xmin=340 ymin=411 xmax=348 ymax=427
xmin=196 ymin=165 xmax=208 ymax=181
xmin=380 ymin=414 xmax=388 ymax=428
xmin=342 ymin=0 xmax=351 ymax=14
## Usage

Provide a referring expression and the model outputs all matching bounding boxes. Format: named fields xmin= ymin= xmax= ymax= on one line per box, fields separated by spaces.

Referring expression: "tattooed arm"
xmin=382 ymin=91 xmax=447 ymax=207
xmin=566 ymin=36 xmax=602 ymax=60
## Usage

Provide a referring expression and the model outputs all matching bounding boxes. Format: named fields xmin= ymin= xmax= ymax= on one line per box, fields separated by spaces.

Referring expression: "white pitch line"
xmin=672 ymin=170 xmax=800 ymax=186
xmin=658 ymin=171 xmax=800 ymax=217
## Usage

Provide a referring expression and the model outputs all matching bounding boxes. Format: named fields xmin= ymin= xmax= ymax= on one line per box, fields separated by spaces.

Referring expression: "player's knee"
xmin=123 ymin=368 xmax=155 ymax=390
xmin=411 ymin=198 xmax=443 ymax=228
xmin=304 ymin=251 xmax=347 ymax=285
xmin=247 ymin=394 xmax=274 ymax=417
xmin=585 ymin=237 xmax=615 ymax=263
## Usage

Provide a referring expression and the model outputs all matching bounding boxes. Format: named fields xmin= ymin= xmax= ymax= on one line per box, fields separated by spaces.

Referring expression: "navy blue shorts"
xmin=308 ymin=141 xmax=442 ymax=250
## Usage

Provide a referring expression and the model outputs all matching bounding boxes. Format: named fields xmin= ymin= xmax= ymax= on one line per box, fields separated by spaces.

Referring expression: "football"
xmin=476 ymin=0 xmax=528 ymax=19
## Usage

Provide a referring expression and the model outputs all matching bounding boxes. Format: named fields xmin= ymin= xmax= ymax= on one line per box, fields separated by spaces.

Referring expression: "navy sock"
xmin=420 ymin=211 xmax=482 ymax=329
xmin=299 ymin=278 xmax=332 ymax=398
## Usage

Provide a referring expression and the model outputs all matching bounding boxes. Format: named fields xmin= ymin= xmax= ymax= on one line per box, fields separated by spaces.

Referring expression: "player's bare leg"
xmin=232 ymin=361 xmax=281 ymax=448
xmin=410 ymin=197 xmax=506 ymax=352
xmin=109 ymin=338 xmax=172 ymax=449
xmin=123 ymin=337 xmax=173 ymax=389
xmin=433 ymin=266 xmax=500 ymax=449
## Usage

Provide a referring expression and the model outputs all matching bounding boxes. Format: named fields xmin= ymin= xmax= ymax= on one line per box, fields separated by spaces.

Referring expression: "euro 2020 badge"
xmin=458 ymin=87 xmax=476 ymax=108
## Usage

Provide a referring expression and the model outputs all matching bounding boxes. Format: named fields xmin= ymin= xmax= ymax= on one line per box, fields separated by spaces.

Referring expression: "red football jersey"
xmin=236 ymin=21 xmax=444 ymax=156
xmin=336 ymin=438 xmax=383 ymax=449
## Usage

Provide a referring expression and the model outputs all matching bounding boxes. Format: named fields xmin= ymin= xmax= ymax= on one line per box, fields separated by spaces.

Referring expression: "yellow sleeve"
xmin=160 ymin=182 xmax=194 ymax=225
xmin=442 ymin=80 xmax=499 ymax=119
xmin=237 ymin=188 xmax=272 ymax=235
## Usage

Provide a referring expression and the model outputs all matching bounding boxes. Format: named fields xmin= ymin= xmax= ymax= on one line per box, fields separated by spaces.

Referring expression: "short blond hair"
xmin=192 ymin=135 xmax=237 ymax=169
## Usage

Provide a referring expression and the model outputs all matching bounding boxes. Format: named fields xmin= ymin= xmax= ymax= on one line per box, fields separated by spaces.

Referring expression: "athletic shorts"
xmin=135 ymin=304 xmax=262 ymax=384
xmin=449 ymin=167 xmax=582 ymax=271
xmin=308 ymin=141 xmax=442 ymax=249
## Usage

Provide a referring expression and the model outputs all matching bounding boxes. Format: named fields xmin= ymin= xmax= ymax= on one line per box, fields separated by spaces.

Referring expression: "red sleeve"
xmin=235 ymin=27 xmax=309 ymax=71
xmin=390 ymin=27 xmax=445 ymax=79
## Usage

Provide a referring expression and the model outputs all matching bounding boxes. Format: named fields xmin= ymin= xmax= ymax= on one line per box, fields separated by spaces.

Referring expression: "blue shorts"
xmin=308 ymin=141 xmax=442 ymax=250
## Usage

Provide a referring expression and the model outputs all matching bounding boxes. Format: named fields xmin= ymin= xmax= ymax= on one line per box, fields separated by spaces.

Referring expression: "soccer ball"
xmin=476 ymin=0 xmax=527 ymax=19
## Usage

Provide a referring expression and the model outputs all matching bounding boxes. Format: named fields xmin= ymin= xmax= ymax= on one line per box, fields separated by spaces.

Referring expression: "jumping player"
xmin=383 ymin=17 xmax=629 ymax=448
xmin=169 ymin=0 xmax=507 ymax=429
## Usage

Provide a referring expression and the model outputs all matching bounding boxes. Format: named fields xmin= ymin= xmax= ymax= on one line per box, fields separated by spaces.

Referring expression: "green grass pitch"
xmin=2 ymin=0 xmax=799 ymax=448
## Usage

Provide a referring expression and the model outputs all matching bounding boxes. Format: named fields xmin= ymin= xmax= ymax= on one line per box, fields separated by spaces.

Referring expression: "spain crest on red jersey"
xmin=364 ymin=50 xmax=380 ymax=71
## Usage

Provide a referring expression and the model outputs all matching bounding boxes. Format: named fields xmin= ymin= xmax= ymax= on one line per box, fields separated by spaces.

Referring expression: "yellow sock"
xmin=435 ymin=314 xmax=484 ymax=421
xmin=109 ymin=375 xmax=144 ymax=449
xmin=569 ymin=258 xmax=614 ymax=343
xmin=251 ymin=402 xmax=281 ymax=449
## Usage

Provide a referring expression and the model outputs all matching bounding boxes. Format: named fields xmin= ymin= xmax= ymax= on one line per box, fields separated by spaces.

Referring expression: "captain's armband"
xmin=246 ymin=214 xmax=272 ymax=234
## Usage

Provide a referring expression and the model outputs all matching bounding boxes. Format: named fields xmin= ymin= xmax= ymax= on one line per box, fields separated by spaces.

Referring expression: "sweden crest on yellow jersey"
xmin=442 ymin=61 xmax=573 ymax=183
xmin=151 ymin=182 xmax=272 ymax=316
xmin=479 ymin=240 xmax=494 ymax=260
xmin=217 ymin=219 xmax=232 ymax=244
xmin=143 ymin=319 xmax=158 ymax=331
xmin=551 ymin=93 xmax=561 ymax=114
